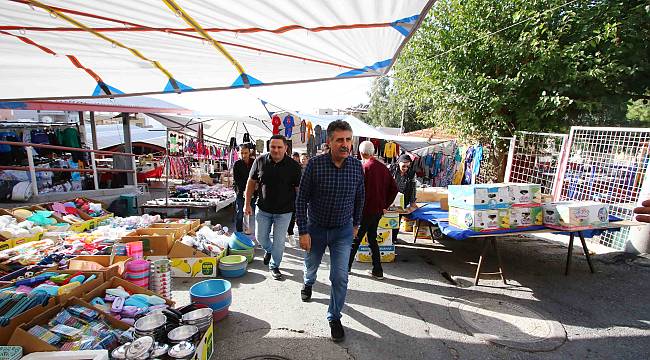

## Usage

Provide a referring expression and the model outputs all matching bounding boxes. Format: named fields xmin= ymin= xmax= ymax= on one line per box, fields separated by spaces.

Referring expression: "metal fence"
xmin=505 ymin=127 xmax=650 ymax=250
xmin=554 ymin=127 xmax=650 ymax=250
xmin=504 ymin=131 xmax=568 ymax=196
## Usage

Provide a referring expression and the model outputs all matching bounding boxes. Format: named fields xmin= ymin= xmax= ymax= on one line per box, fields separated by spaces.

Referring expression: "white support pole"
xmin=25 ymin=146 xmax=38 ymax=196
xmin=626 ymin=152 xmax=650 ymax=253
xmin=504 ymin=135 xmax=516 ymax=183
xmin=90 ymin=151 xmax=99 ymax=190
xmin=552 ymin=129 xmax=573 ymax=201
xmin=131 ymin=156 xmax=138 ymax=186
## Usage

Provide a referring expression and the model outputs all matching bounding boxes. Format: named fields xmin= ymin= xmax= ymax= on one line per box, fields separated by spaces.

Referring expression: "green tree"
xmin=366 ymin=77 xmax=425 ymax=132
xmin=384 ymin=0 xmax=650 ymax=144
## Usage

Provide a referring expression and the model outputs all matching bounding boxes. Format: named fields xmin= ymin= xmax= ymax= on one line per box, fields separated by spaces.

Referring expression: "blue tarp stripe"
xmin=0 ymin=102 xmax=28 ymax=109
xmin=390 ymin=14 xmax=420 ymax=36
xmin=92 ymin=82 xmax=124 ymax=96
xmin=163 ymin=79 xmax=194 ymax=93
xmin=231 ymin=73 xmax=264 ymax=87
xmin=336 ymin=58 xmax=392 ymax=78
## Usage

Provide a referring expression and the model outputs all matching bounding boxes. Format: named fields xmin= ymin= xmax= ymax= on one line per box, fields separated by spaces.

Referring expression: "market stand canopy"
xmin=0 ymin=0 xmax=434 ymax=101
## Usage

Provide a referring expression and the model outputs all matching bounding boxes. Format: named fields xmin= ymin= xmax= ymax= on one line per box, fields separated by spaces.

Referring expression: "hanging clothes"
xmin=462 ymin=146 xmax=475 ymax=185
xmin=283 ymin=115 xmax=294 ymax=138
xmin=300 ymin=120 xmax=306 ymax=143
xmin=314 ymin=125 xmax=323 ymax=147
xmin=256 ymin=139 xmax=264 ymax=153
xmin=271 ymin=115 xmax=282 ymax=135
xmin=472 ymin=145 xmax=483 ymax=182
xmin=305 ymin=121 xmax=313 ymax=140
xmin=306 ymin=135 xmax=316 ymax=157
xmin=384 ymin=141 xmax=397 ymax=161
xmin=452 ymin=146 xmax=465 ymax=185
xmin=243 ymin=133 xmax=251 ymax=143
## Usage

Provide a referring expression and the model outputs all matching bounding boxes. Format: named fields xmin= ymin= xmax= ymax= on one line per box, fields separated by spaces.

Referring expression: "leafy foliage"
xmin=368 ymin=0 xmax=650 ymax=144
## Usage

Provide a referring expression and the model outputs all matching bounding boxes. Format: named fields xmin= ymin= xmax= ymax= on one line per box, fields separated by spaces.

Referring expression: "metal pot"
xmin=125 ymin=335 xmax=154 ymax=360
xmin=168 ymin=341 xmax=196 ymax=360
xmin=111 ymin=342 xmax=131 ymax=360
xmin=167 ymin=324 xmax=199 ymax=344
xmin=151 ymin=342 xmax=170 ymax=358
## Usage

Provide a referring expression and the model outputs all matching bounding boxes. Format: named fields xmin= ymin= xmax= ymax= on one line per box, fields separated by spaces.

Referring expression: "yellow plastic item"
xmin=57 ymin=281 xmax=81 ymax=295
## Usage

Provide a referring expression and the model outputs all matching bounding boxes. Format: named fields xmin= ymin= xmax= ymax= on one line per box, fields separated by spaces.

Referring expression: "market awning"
xmin=0 ymin=0 xmax=434 ymax=101
xmin=0 ymin=95 xmax=192 ymax=113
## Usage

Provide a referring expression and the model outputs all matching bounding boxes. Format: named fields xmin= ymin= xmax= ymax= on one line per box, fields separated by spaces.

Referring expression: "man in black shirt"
xmin=245 ymin=135 xmax=302 ymax=279
xmin=233 ymin=144 xmax=254 ymax=233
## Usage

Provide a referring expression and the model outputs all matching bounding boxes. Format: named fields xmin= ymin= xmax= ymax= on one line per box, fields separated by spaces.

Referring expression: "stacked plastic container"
xmin=124 ymin=241 xmax=149 ymax=288
xmin=149 ymin=258 xmax=171 ymax=299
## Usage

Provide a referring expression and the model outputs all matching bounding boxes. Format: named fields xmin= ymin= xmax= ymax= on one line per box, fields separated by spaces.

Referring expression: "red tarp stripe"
xmin=66 ymin=55 xmax=103 ymax=83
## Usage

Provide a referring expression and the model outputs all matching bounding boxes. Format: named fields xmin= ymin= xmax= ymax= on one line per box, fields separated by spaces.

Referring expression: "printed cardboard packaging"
xmin=543 ymin=201 xmax=609 ymax=230
xmin=448 ymin=184 xmax=511 ymax=210
xmin=449 ymin=207 xmax=510 ymax=231
xmin=509 ymin=206 xmax=543 ymax=228
xmin=508 ymin=183 xmax=542 ymax=205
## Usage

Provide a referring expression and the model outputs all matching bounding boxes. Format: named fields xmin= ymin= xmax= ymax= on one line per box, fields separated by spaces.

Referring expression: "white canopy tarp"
xmin=85 ymin=123 xmax=167 ymax=150
xmin=1 ymin=0 xmax=434 ymax=101
xmin=146 ymin=112 xmax=435 ymax=151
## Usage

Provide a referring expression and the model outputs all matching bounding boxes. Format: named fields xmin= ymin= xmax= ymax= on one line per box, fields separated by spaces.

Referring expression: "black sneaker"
xmin=270 ymin=267 xmax=282 ymax=280
xmin=300 ymin=285 xmax=312 ymax=302
xmin=329 ymin=319 xmax=345 ymax=342
xmin=263 ymin=252 xmax=271 ymax=265
xmin=367 ymin=269 xmax=384 ymax=280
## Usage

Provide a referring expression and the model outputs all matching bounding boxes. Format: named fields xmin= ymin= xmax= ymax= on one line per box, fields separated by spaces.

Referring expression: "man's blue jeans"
xmin=235 ymin=194 xmax=256 ymax=233
xmin=256 ymin=209 xmax=292 ymax=269
xmin=303 ymin=221 xmax=353 ymax=321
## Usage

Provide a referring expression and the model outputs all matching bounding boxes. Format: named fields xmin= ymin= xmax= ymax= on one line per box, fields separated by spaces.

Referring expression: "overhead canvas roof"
xmin=85 ymin=123 xmax=167 ymax=150
xmin=146 ymin=113 xmax=436 ymax=151
xmin=1 ymin=0 xmax=434 ymax=101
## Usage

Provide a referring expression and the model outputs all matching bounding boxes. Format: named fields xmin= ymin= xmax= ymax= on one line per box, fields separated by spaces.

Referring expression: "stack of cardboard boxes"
xmin=448 ymin=183 xmax=543 ymax=231
xmin=542 ymin=201 xmax=609 ymax=230
xmin=355 ymin=212 xmax=398 ymax=263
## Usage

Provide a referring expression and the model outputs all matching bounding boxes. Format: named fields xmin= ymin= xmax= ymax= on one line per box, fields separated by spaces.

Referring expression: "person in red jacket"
xmin=348 ymin=140 xmax=398 ymax=279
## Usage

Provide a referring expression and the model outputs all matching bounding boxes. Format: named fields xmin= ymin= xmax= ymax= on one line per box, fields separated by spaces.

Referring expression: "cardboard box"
xmin=83 ymin=276 xmax=174 ymax=309
xmin=150 ymin=223 xmax=191 ymax=237
xmin=68 ymin=255 xmax=130 ymax=279
xmin=168 ymin=241 xmax=223 ymax=277
xmin=413 ymin=220 xmax=433 ymax=240
xmin=120 ymin=228 xmax=175 ymax=256
xmin=0 ymin=208 xmax=46 ymax=247
xmin=543 ymin=201 xmax=609 ymax=230
xmin=448 ymin=184 xmax=511 ymax=210
xmin=449 ymin=207 xmax=509 ymax=231
xmin=391 ymin=193 xmax=405 ymax=210
xmin=360 ymin=228 xmax=392 ymax=246
xmin=160 ymin=218 xmax=201 ymax=232
xmin=0 ymin=297 xmax=56 ymax=345
xmin=508 ymin=183 xmax=542 ymax=205
xmin=440 ymin=195 xmax=449 ymax=211
xmin=194 ymin=322 xmax=214 ymax=360
xmin=509 ymin=206 xmax=543 ymax=228
xmin=415 ymin=187 xmax=448 ymax=203
xmin=8 ymin=297 xmax=130 ymax=353
xmin=355 ymin=244 xmax=396 ymax=263
xmin=378 ymin=212 xmax=400 ymax=230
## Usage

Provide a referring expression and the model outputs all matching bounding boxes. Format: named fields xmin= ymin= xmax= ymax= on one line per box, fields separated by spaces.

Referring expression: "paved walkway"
xmin=171 ymin=208 xmax=650 ymax=359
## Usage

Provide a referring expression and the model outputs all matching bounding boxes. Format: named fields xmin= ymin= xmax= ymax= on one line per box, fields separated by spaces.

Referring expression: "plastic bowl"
xmin=190 ymin=279 xmax=232 ymax=310
xmin=229 ymin=233 xmax=255 ymax=250
xmin=220 ymin=255 xmax=247 ymax=265
xmin=212 ymin=304 xmax=230 ymax=322
xmin=219 ymin=267 xmax=247 ymax=278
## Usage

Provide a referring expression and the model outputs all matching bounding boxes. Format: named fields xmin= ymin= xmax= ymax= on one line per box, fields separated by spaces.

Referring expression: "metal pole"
xmin=25 ymin=146 xmax=39 ymax=196
xmin=165 ymin=128 xmax=169 ymax=207
xmin=122 ymin=112 xmax=135 ymax=185
xmin=89 ymin=111 xmax=98 ymax=150
xmin=90 ymin=151 xmax=99 ymax=190
xmin=504 ymin=135 xmax=516 ymax=182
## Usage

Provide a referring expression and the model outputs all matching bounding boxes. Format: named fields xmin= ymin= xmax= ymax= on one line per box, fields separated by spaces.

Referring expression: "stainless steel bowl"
xmin=134 ymin=313 xmax=166 ymax=332
xmin=167 ymin=325 xmax=199 ymax=343
xmin=182 ymin=308 xmax=213 ymax=323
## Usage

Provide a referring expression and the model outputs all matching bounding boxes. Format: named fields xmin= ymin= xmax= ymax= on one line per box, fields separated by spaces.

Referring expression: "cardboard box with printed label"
xmin=67 ymin=255 xmax=129 ymax=279
xmin=378 ymin=212 xmax=400 ymax=230
xmin=542 ymin=201 xmax=609 ymax=230
xmin=355 ymin=244 xmax=396 ymax=263
xmin=449 ymin=207 xmax=509 ymax=231
xmin=509 ymin=206 xmax=543 ymax=228
xmin=168 ymin=241 xmax=224 ymax=277
xmin=507 ymin=183 xmax=542 ymax=205
xmin=360 ymin=228 xmax=392 ymax=246
xmin=448 ymin=184 xmax=511 ymax=210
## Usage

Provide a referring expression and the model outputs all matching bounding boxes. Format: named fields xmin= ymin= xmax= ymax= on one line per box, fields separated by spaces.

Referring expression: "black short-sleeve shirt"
xmin=249 ymin=153 xmax=302 ymax=214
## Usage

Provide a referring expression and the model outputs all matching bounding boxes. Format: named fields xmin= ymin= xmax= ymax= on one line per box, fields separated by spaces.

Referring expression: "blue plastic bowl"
xmin=229 ymin=232 xmax=255 ymax=250
xmin=219 ymin=267 xmax=247 ymax=278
